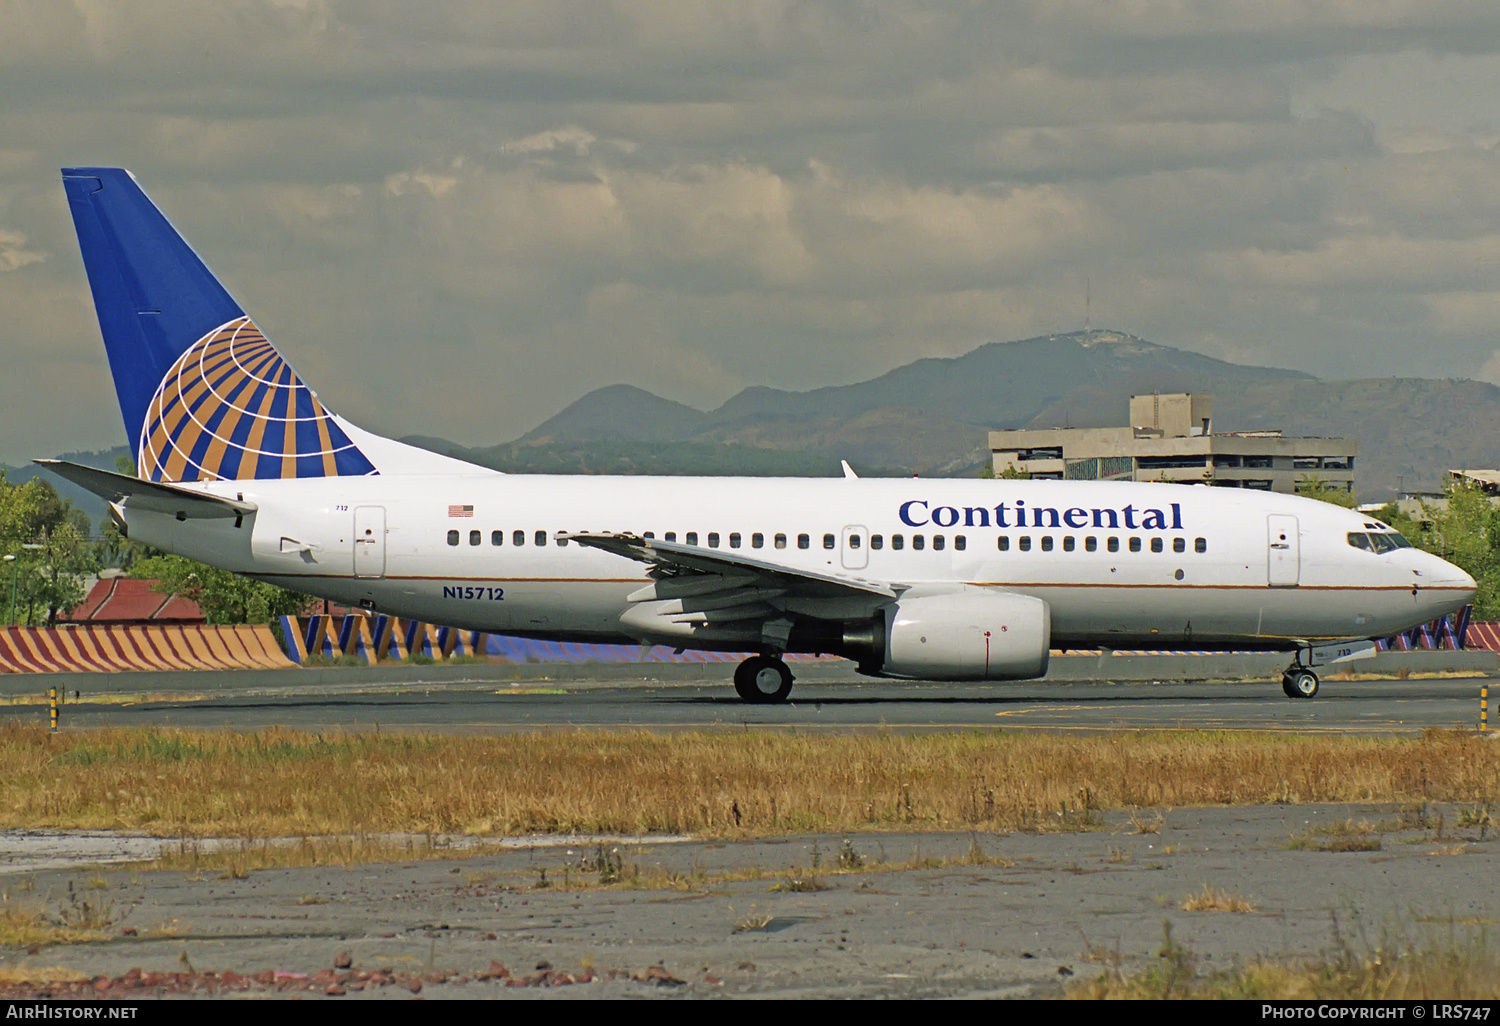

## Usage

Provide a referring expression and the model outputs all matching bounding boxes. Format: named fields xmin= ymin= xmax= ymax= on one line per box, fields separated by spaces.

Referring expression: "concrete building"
xmin=990 ymin=393 xmax=1356 ymax=494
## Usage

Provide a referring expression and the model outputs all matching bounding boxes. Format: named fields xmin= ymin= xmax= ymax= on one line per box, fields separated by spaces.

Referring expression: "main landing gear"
xmin=734 ymin=655 xmax=795 ymax=704
xmin=1281 ymin=666 xmax=1319 ymax=699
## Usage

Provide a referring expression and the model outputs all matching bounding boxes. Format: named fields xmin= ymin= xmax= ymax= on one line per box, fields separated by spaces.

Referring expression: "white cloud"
xmin=0 ymin=229 xmax=43 ymax=272
xmin=8 ymin=1 xmax=1500 ymax=460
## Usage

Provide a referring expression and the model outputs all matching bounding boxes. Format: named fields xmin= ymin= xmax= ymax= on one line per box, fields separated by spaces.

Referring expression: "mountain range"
xmin=11 ymin=329 xmax=1500 ymax=525
xmin=404 ymin=330 xmax=1498 ymax=499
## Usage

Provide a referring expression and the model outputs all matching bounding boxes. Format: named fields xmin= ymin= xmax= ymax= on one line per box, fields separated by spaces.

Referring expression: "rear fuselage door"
xmin=841 ymin=525 xmax=868 ymax=570
xmin=1267 ymin=513 xmax=1299 ymax=587
xmin=353 ymin=506 xmax=387 ymax=579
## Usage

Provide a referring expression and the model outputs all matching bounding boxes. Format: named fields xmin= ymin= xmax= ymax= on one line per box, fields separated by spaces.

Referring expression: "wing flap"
xmin=564 ymin=532 xmax=898 ymax=601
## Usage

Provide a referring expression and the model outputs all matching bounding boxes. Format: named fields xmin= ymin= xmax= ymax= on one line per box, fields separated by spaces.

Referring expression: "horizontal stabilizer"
xmin=36 ymin=460 xmax=256 ymax=520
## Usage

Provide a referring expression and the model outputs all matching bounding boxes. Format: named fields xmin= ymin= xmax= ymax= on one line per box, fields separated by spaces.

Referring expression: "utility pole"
xmin=3 ymin=554 xmax=14 ymax=626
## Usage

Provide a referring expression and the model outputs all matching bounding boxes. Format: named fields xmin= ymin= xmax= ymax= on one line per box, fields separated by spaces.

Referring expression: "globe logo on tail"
xmin=138 ymin=317 xmax=376 ymax=482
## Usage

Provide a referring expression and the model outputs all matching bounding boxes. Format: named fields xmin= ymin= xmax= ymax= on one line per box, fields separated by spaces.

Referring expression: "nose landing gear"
xmin=734 ymin=655 xmax=795 ymax=704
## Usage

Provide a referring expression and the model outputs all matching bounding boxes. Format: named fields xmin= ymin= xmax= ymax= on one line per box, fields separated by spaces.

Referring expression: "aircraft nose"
xmin=1427 ymin=555 xmax=1476 ymax=601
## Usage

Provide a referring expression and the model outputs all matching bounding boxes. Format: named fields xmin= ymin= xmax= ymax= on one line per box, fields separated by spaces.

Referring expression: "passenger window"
xmin=1107 ymin=537 xmax=1119 ymax=553
xmin=774 ymin=533 xmax=787 ymax=549
xmin=798 ymin=534 xmax=810 ymax=549
xmin=557 ymin=535 xmax=568 ymax=547
xmin=513 ymin=530 xmax=525 ymax=546
xmin=892 ymin=534 xmax=904 ymax=550
xmin=665 ymin=532 xmax=677 ymax=542
xmin=997 ymin=536 xmax=1009 ymax=551
xmin=1040 ymin=536 xmax=1053 ymax=552
xmin=1129 ymin=537 xmax=1141 ymax=553
xmin=447 ymin=530 xmax=459 ymax=546
xmin=823 ymin=533 xmax=836 ymax=549
xmin=932 ymin=535 xmax=945 ymax=551
xmin=1195 ymin=537 xmax=1207 ymax=553
xmin=708 ymin=532 xmax=720 ymax=548
xmin=871 ymin=535 xmax=884 ymax=550
xmin=752 ymin=533 xmax=763 ymax=548
xmin=492 ymin=530 xmax=504 ymax=546
xmin=1173 ymin=537 xmax=1185 ymax=553
xmin=1063 ymin=536 xmax=1075 ymax=552
xmin=954 ymin=535 xmax=965 ymax=551
xmin=913 ymin=535 xmax=925 ymax=550
xmin=470 ymin=530 xmax=481 ymax=546
xmin=849 ymin=534 xmax=861 ymax=549
xmin=1150 ymin=537 xmax=1163 ymax=553
xmin=729 ymin=532 xmax=741 ymax=548
xmin=1019 ymin=536 xmax=1031 ymax=552
xmin=686 ymin=532 xmax=699 ymax=546
xmin=1085 ymin=536 xmax=1097 ymax=552
xmin=535 ymin=530 xmax=547 ymax=547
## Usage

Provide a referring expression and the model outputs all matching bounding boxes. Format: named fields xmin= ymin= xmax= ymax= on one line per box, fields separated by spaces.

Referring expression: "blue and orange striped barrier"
xmin=278 ymin=613 xmax=841 ymax=666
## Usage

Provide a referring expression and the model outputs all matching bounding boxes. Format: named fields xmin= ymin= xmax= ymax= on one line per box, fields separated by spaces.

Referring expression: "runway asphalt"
xmin=11 ymin=662 xmax=1494 ymax=735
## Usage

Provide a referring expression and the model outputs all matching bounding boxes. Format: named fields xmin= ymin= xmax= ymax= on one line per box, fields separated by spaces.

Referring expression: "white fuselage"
xmin=119 ymin=474 xmax=1474 ymax=654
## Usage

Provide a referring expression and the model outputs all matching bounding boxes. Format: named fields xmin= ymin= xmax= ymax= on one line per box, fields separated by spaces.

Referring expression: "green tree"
xmin=999 ymin=464 xmax=1031 ymax=480
xmin=130 ymin=553 xmax=313 ymax=626
xmin=1294 ymin=476 xmax=1359 ymax=509
xmin=1370 ymin=482 xmax=1500 ymax=618
xmin=0 ymin=471 xmax=98 ymax=625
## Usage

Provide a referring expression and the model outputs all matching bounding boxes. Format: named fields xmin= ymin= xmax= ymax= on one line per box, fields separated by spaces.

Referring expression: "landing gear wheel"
xmin=734 ymin=655 xmax=795 ymax=704
xmin=1281 ymin=669 xmax=1319 ymax=699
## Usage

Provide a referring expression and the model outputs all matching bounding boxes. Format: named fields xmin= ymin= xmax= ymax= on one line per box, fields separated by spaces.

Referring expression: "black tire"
xmin=734 ymin=655 xmax=795 ymax=704
xmin=1284 ymin=670 xmax=1319 ymax=699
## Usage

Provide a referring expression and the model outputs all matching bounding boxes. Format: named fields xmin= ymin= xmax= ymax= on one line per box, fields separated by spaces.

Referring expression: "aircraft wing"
xmin=35 ymin=459 xmax=257 ymax=521
xmin=563 ymin=532 xmax=899 ymax=600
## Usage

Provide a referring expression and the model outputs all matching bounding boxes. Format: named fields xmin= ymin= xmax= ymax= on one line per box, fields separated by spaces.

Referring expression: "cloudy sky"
xmin=5 ymin=1 xmax=1500 ymax=463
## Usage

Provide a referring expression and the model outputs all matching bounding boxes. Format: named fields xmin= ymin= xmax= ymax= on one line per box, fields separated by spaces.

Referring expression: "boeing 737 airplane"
xmin=45 ymin=168 xmax=1477 ymax=703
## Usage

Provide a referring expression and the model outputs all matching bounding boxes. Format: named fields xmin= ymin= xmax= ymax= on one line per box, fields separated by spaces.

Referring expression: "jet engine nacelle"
xmin=847 ymin=586 xmax=1050 ymax=681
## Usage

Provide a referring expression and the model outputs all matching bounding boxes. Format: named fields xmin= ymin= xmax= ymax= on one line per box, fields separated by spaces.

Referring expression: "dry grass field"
xmin=0 ymin=723 xmax=1497 ymax=840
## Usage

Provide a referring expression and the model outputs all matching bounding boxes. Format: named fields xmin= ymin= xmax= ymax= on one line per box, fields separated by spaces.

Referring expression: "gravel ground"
xmin=1 ymin=802 xmax=1495 ymax=999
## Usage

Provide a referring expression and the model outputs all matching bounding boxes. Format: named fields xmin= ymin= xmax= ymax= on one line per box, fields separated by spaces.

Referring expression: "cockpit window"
xmin=1347 ymin=532 xmax=1372 ymax=551
xmin=1367 ymin=533 xmax=1397 ymax=553
xmin=1387 ymin=532 xmax=1412 ymax=548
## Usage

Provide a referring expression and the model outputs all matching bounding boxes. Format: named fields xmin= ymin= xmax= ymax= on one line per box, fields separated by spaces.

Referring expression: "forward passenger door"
xmin=1267 ymin=514 xmax=1299 ymax=587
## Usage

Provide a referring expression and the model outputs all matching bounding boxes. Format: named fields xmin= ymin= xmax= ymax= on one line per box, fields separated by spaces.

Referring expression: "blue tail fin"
xmin=62 ymin=168 xmax=376 ymax=482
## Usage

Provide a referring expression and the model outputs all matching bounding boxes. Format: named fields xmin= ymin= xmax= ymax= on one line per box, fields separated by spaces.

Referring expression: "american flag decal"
xmin=448 ymin=504 xmax=474 ymax=518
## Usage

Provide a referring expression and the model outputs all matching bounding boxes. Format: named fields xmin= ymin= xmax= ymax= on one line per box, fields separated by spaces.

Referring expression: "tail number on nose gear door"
xmin=443 ymin=586 xmax=505 ymax=601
